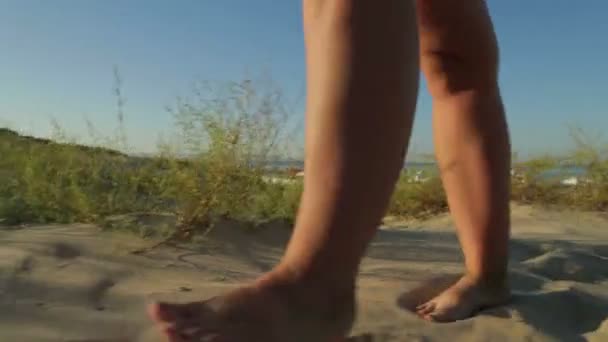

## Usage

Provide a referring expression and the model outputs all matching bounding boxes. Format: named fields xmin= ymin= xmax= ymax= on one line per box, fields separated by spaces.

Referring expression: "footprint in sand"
xmin=591 ymin=244 xmax=608 ymax=259
xmin=509 ymin=239 xmax=547 ymax=263
xmin=15 ymin=255 xmax=35 ymax=273
xmin=521 ymin=248 xmax=608 ymax=283
xmin=88 ymin=277 xmax=116 ymax=310
xmin=511 ymin=287 xmax=608 ymax=338
xmin=50 ymin=242 xmax=82 ymax=259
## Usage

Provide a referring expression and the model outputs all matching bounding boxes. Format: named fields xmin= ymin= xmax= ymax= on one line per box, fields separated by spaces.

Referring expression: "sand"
xmin=1 ymin=204 xmax=607 ymax=342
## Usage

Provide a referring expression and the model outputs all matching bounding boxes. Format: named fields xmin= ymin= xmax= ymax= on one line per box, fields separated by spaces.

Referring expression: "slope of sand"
xmin=1 ymin=205 xmax=607 ymax=342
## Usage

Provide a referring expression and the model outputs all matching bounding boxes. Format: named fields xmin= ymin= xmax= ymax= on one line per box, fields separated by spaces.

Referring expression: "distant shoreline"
xmin=266 ymin=160 xmax=437 ymax=171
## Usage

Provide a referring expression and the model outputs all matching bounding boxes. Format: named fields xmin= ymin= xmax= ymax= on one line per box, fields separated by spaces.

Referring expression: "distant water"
xmin=538 ymin=165 xmax=587 ymax=181
xmin=268 ymin=160 xmax=589 ymax=181
xmin=267 ymin=160 xmax=436 ymax=171
xmin=268 ymin=160 xmax=304 ymax=170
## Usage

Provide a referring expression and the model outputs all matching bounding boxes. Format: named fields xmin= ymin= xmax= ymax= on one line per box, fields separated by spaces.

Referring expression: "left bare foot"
xmin=147 ymin=269 xmax=356 ymax=342
xmin=415 ymin=274 xmax=511 ymax=322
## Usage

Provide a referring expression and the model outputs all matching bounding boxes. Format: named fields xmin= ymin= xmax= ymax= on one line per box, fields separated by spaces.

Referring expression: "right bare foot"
xmin=147 ymin=270 xmax=356 ymax=342
xmin=415 ymin=274 xmax=511 ymax=322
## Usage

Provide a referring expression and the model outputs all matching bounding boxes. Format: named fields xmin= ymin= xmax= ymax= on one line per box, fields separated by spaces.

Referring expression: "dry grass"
xmin=0 ymin=78 xmax=302 ymax=237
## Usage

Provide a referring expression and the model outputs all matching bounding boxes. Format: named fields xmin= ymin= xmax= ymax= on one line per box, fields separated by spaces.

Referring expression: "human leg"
xmin=149 ymin=1 xmax=421 ymax=340
xmin=414 ymin=0 xmax=512 ymax=322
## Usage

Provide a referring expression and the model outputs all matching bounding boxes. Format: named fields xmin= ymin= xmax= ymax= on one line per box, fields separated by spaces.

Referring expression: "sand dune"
xmin=1 ymin=205 xmax=607 ymax=341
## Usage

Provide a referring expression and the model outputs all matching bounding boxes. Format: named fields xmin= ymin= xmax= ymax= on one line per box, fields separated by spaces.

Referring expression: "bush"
xmin=164 ymin=79 xmax=300 ymax=236
xmin=387 ymin=174 xmax=448 ymax=219
xmin=0 ymin=134 xmax=173 ymax=224
xmin=0 ymin=77 xmax=302 ymax=232
xmin=510 ymin=127 xmax=608 ymax=211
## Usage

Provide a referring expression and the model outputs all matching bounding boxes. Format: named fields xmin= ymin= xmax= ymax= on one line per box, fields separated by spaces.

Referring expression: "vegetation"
xmin=1 ymin=79 xmax=606 ymax=238
xmin=509 ymin=128 xmax=608 ymax=211
xmin=0 ymin=78 xmax=302 ymax=239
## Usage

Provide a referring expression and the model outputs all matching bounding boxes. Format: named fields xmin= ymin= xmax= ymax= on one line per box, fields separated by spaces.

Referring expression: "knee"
xmin=421 ymin=44 xmax=499 ymax=97
xmin=417 ymin=1 xmax=500 ymax=97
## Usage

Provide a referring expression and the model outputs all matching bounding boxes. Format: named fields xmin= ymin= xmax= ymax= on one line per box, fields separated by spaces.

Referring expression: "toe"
xmin=165 ymin=326 xmax=224 ymax=342
xmin=421 ymin=314 xmax=435 ymax=322
xmin=415 ymin=302 xmax=428 ymax=311
xmin=163 ymin=326 xmax=188 ymax=342
xmin=426 ymin=312 xmax=451 ymax=323
xmin=425 ymin=304 xmax=472 ymax=323
xmin=148 ymin=301 xmax=203 ymax=324
xmin=416 ymin=302 xmax=436 ymax=316
xmin=148 ymin=302 xmax=176 ymax=323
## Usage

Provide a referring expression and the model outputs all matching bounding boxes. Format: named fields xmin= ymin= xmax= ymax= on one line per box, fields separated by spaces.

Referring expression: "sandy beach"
xmin=1 ymin=204 xmax=607 ymax=342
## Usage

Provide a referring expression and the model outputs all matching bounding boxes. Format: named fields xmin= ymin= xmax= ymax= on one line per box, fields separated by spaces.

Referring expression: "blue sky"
xmin=1 ymin=1 xmax=607 ymax=158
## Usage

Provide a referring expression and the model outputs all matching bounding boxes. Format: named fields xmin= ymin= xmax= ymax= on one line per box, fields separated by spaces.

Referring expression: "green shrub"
xmin=510 ymin=129 xmax=608 ymax=211
xmin=387 ymin=174 xmax=448 ymax=219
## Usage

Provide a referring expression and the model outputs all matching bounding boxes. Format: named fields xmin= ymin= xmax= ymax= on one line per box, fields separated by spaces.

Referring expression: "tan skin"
xmin=148 ymin=0 xmax=511 ymax=340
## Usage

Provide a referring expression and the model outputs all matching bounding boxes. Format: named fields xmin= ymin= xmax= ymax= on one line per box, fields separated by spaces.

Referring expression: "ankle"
xmin=463 ymin=270 xmax=509 ymax=291
xmin=260 ymin=262 xmax=356 ymax=299
xmin=255 ymin=265 xmax=357 ymax=336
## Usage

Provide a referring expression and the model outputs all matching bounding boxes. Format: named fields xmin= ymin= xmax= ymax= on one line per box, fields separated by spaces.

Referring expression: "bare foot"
xmin=147 ymin=271 xmax=355 ymax=342
xmin=415 ymin=274 xmax=511 ymax=322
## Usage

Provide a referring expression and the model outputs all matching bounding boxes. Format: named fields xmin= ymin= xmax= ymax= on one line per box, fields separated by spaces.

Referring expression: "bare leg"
xmin=414 ymin=0 xmax=511 ymax=322
xmin=148 ymin=1 xmax=420 ymax=341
